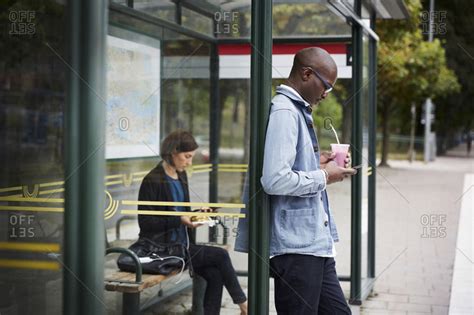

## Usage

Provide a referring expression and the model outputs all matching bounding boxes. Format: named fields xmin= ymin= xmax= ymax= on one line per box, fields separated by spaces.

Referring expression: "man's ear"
xmin=301 ymin=68 xmax=311 ymax=82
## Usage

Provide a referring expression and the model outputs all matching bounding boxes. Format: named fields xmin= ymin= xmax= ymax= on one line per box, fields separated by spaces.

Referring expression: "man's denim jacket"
xmin=235 ymin=85 xmax=339 ymax=256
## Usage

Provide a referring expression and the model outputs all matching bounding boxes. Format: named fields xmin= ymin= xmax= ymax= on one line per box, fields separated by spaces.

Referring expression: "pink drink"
xmin=330 ymin=144 xmax=350 ymax=167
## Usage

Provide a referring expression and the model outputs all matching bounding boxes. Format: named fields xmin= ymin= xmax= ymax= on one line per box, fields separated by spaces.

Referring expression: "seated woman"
xmin=137 ymin=130 xmax=247 ymax=315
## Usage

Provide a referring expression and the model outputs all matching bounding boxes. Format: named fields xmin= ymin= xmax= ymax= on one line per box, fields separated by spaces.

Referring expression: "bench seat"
xmin=105 ymin=271 xmax=174 ymax=293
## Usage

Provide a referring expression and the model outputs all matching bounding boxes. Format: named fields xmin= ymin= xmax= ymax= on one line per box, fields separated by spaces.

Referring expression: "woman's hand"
xmin=199 ymin=207 xmax=213 ymax=212
xmin=182 ymin=208 xmax=217 ymax=228
xmin=181 ymin=216 xmax=203 ymax=228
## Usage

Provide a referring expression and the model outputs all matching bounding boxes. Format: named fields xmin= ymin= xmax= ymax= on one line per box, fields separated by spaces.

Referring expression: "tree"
xmin=376 ymin=0 xmax=459 ymax=166
xmin=430 ymin=0 xmax=474 ymax=154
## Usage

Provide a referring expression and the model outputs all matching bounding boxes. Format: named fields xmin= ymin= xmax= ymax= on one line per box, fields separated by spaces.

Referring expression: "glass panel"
xmin=182 ymin=7 xmax=213 ymax=36
xmin=115 ymin=1 xmax=351 ymax=39
xmin=318 ymin=79 xmax=353 ymax=279
xmin=134 ymin=0 xmax=177 ymax=23
xmin=114 ymin=0 xmax=353 ymax=38
xmin=114 ymin=1 xmax=216 ymax=36
xmin=0 ymin=1 xmax=67 ymax=314
xmin=161 ymin=31 xmax=212 ymax=252
xmin=215 ymin=6 xmax=250 ymax=38
xmin=104 ymin=14 xmax=168 ymax=314
xmin=161 ymin=29 xmax=211 ymax=140
xmin=111 ymin=0 xmax=127 ymax=5
xmin=215 ymin=0 xmax=351 ymax=39
xmin=109 ymin=5 xmax=166 ymax=39
xmin=104 ymin=13 xmax=226 ymax=313
xmin=218 ymin=79 xmax=250 ymax=273
xmin=272 ymin=2 xmax=351 ymax=37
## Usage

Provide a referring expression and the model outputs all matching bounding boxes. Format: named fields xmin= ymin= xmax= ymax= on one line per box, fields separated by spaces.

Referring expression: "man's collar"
xmin=277 ymin=84 xmax=310 ymax=107
xmin=276 ymin=84 xmax=312 ymax=112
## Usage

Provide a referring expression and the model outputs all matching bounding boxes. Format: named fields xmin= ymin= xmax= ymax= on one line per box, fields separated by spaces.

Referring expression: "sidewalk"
xmin=110 ymin=145 xmax=472 ymax=314
xmin=361 ymin=144 xmax=473 ymax=315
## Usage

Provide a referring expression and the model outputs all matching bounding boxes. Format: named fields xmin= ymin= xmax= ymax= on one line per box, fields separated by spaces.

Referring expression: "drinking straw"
xmin=329 ymin=122 xmax=340 ymax=144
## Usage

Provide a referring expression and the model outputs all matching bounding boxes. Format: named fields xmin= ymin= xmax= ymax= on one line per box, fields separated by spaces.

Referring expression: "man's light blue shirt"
xmin=235 ymin=84 xmax=339 ymax=257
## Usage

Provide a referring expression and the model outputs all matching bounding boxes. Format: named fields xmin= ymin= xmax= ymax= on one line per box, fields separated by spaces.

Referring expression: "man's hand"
xmin=320 ymin=151 xmax=336 ymax=166
xmin=320 ymin=151 xmax=351 ymax=168
xmin=344 ymin=152 xmax=351 ymax=168
xmin=324 ymin=161 xmax=357 ymax=184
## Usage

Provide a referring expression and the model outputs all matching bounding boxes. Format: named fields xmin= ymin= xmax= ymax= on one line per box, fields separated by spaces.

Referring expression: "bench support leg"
xmin=122 ymin=292 xmax=140 ymax=315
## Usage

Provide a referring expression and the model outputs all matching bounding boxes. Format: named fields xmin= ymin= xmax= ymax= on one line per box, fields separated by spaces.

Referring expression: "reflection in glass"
xmin=215 ymin=1 xmax=351 ymax=39
xmin=182 ymin=7 xmax=213 ymax=36
xmin=134 ymin=0 xmax=176 ymax=23
xmin=0 ymin=1 xmax=67 ymax=314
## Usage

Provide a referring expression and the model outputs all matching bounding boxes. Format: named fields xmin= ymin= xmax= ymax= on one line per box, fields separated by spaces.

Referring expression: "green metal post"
xmin=368 ymin=9 xmax=377 ymax=280
xmin=64 ymin=1 xmax=80 ymax=312
xmin=248 ymin=0 xmax=272 ymax=314
xmin=65 ymin=0 xmax=107 ymax=314
xmin=209 ymin=28 xmax=220 ymax=244
xmin=350 ymin=0 xmax=363 ymax=305
xmin=175 ymin=0 xmax=182 ymax=25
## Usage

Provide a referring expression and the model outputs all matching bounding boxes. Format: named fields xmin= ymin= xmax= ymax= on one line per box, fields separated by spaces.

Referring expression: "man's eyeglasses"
xmin=304 ymin=66 xmax=333 ymax=94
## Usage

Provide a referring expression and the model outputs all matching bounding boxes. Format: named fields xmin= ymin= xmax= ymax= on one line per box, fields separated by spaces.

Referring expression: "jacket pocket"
xmin=279 ymin=208 xmax=316 ymax=248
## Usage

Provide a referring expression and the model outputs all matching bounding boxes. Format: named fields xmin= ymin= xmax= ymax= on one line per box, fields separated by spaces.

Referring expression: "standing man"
xmin=261 ymin=47 xmax=356 ymax=314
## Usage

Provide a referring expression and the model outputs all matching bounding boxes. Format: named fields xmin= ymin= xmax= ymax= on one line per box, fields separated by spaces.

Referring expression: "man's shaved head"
xmin=287 ymin=47 xmax=338 ymax=105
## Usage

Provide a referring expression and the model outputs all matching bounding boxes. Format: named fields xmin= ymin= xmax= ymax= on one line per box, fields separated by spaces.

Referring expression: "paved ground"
xmin=360 ymin=144 xmax=473 ymax=315
xmin=449 ymin=173 xmax=473 ymax=314
xmin=106 ymin=144 xmax=473 ymax=314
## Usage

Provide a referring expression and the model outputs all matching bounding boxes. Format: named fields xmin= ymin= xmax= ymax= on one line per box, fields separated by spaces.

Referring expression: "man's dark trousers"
xmin=270 ymin=254 xmax=352 ymax=314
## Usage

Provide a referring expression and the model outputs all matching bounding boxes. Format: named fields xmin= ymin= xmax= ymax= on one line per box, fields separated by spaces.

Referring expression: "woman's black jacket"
xmin=137 ymin=161 xmax=195 ymax=244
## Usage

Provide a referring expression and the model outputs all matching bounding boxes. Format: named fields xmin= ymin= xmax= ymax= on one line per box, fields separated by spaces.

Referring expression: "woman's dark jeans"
xmin=189 ymin=244 xmax=246 ymax=314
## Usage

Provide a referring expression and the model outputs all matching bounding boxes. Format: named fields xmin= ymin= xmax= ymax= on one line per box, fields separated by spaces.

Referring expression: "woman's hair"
xmin=160 ymin=130 xmax=199 ymax=166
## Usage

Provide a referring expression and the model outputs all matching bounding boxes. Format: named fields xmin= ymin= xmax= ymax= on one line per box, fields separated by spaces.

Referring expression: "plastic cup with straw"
xmin=329 ymin=123 xmax=349 ymax=167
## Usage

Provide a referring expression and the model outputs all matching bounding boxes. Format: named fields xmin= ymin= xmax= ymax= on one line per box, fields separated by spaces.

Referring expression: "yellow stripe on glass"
xmin=0 ymin=259 xmax=60 ymax=270
xmin=0 ymin=242 xmax=60 ymax=252
xmin=122 ymin=210 xmax=245 ymax=218
xmin=122 ymin=200 xmax=245 ymax=208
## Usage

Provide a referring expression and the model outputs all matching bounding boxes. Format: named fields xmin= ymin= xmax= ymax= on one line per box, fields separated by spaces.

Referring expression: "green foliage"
xmin=377 ymin=0 xmax=459 ymax=106
xmin=376 ymin=0 xmax=460 ymax=163
xmin=272 ymin=79 xmax=344 ymax=135
xmin=272 ymin=3 xmax=351 ymax=36
xmin=313 ymin=93 xmax=343 ymax=133
xmin=431 ymin=0 xmax=474 ymax=153
xmin=162 ymin=78 xmax=210 ymax=138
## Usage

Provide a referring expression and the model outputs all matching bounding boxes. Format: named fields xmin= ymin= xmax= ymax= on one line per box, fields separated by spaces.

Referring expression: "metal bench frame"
xmin=105 ymin=247 xmax=143 ymax=315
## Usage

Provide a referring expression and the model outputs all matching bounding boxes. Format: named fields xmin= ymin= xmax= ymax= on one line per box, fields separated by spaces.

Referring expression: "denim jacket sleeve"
xmin=261 ymin=108 xmax=326 ymax=197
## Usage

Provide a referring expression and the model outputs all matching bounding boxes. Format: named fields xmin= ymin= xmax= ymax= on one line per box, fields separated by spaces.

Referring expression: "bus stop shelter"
xmin=0 ymin=0 xmax=408 ymax=314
